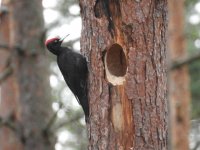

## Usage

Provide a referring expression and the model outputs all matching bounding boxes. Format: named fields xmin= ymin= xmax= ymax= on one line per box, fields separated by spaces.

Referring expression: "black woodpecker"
xmin=45 ymin=37 xmax=89 ymax=122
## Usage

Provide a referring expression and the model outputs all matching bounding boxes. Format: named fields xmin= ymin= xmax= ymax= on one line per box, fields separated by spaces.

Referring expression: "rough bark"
xmin=80 ymin=0 xmax=168 ymax=150
xmin=168 ymin=0 xmax=191 ymax=150
xmin=0 ymin=0 xmax=55 ymax=150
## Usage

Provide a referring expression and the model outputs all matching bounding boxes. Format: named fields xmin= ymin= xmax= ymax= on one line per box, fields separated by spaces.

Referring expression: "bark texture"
xmin=80 ymin=0 xmax=168 ymax=149
xmin=0 ymin=0 xmax=55 ymax=150
xmin=168 ymin=0 xmax=191 ymax=149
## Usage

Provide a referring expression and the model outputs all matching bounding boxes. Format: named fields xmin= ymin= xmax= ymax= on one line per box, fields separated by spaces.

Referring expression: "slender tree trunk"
xmin=0 ymin=0 xmax=55 ymax=150
xmin=168 ymin=0 xmax=191 ymax=149
xmin=80 ymin=0 xmax=168 ymax=149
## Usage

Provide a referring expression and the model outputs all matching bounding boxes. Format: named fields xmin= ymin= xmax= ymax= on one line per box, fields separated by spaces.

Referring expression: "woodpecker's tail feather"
xmin=79 ymin=94 xmax=89 ymax=123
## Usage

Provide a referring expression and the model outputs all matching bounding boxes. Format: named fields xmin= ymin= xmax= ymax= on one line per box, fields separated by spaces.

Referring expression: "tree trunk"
xmin=168 ymin=0 xmax=191 ymax=149
xmin=0 ymin=0 xmax=55 ymax=150
xmin=80 ymin=0 xmax=168 ymax=149
xmin=0 ymin=2 xmax=23 ymax=150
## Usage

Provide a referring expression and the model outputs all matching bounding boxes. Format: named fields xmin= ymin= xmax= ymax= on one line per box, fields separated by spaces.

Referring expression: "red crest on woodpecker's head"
xmin=45 ymin=37 xmax=60 ymax=46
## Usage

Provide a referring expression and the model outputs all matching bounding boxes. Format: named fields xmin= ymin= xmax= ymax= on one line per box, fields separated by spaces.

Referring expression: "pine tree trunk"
xmin=80 ymin=0 xmax=168 ymax=149
xmin=0 ymin=0 xmax=55 ymax=150
xmin=0 ymin=2 xmax=23 ymax=150
xmin=168 ymin=0 xmax=191 ymax=149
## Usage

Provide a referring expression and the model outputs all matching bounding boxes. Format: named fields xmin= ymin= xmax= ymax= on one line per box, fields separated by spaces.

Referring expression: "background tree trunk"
xmin=0 ymin=2 xmax=23 ymax=150
xmin=0 ymin=0 xmax=55 ymax=150
xmin=168 ymin=0 xmax=191 ymax=149
xmin=80 ymin=0 xmax=168 ymax=149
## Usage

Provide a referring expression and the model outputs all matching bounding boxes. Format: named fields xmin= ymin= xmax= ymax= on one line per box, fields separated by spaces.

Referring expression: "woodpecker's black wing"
xmin=57 ymin=47 xmax=89 ymax=119
xmin=57 ymin=48 xmax=87 ymax=100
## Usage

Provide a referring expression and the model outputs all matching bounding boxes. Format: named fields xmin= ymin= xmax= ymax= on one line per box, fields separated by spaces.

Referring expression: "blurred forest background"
xmin=186 ymin=0 xmax=200 ymax=149
xmin=0 ymin=0 xmax=200 ymax=150
xmin=39 ymin=0 xmax=87 ymax=149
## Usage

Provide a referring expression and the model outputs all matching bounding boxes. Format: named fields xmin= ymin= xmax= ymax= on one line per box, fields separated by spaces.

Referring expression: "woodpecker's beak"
xmin=59 ymin=34 xmax=70 ymax=43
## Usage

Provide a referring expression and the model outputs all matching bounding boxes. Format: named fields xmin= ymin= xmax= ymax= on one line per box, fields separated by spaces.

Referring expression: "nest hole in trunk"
xmin=104 ymin=43 xmax=127 ymax=85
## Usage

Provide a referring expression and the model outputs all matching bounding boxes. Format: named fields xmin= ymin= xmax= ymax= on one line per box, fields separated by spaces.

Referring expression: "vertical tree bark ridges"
xmin=80 ymin=0 xmax=168 ymax=150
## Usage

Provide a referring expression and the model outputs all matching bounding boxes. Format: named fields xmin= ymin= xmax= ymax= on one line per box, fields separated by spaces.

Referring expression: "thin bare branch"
xmin=43 ymin=102 xmax=63 ymax=133
xmin=0 ymin=44 xmax=9 ymax=50
xmin=170 ymin=51 xmax=200 ymax=70
xmin=193 ymin=141 xmax=200 ymax=150
xmin=0 ymin=5 xmax=9 ymax=17
xmin=53 ymin=112 xmax=83 ymax=131
xmin=0 ymin=117 xmax=16 ymax=131
xmin=0 ymin=66 xmax=13 ymax=84
xmin=0 ymin=44 xmax=24 ymax=53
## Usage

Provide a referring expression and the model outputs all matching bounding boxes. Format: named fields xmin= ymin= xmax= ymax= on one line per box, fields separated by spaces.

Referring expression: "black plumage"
xmin=45 ymin=37 xmax=89 ymax=122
